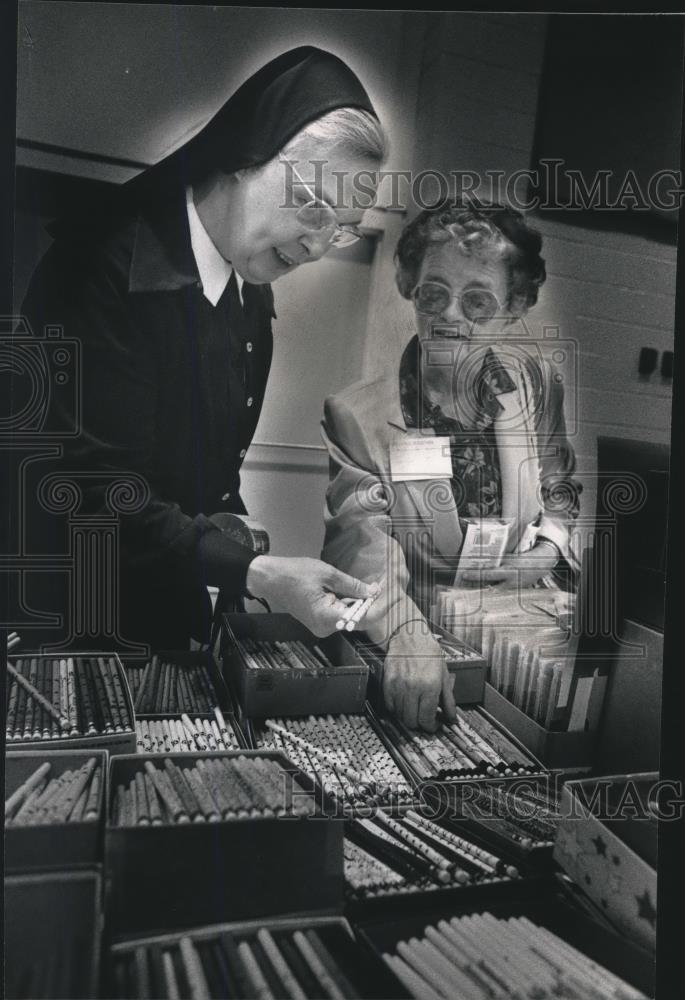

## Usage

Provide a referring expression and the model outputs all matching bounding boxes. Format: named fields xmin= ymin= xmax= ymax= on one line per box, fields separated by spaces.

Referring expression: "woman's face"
xmin=197 ymin=135 xmax=377 ymax=284
xmin=414 ymin=239 xmax=516 ymax=423
xmin=413 ymin=238 xmax=512 ymax=343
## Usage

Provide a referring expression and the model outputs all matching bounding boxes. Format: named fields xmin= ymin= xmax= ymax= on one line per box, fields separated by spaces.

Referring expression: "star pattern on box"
xmin=592 ymin=834 xmax=607 ymax=857
xmin=607 ymin=871 xmax=624 ymax=896
xmin=555 ymin=823 xmax=583 ymax=870
xmin=635 ymin=889 xmax=657 ymax=928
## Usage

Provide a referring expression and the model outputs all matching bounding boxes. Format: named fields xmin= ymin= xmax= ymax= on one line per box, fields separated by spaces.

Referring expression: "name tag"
xmin=389 ymin=436 xmax=452 ymax=481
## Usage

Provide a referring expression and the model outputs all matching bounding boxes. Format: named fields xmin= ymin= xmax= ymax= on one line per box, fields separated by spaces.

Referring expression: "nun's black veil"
xmin=53 ymin=46 xmax=378 ymax=235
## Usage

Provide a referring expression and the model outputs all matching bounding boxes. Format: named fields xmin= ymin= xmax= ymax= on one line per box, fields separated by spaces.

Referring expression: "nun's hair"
xmin=284 ymin=107 xmax=388 ymax=163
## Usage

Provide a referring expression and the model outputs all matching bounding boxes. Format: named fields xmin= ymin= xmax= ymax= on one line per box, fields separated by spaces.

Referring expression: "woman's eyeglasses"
xmin=280 ymin=156 xmax=362 ymax=248
xmin=413 ymin=281 xmax=501 ymax=324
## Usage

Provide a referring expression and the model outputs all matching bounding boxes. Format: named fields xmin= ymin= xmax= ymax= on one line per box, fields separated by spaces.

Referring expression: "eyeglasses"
xmin=413 ymin=281 xmax=501 ymax=324
xmin=280 ymin=156 xmax=362 ymax=248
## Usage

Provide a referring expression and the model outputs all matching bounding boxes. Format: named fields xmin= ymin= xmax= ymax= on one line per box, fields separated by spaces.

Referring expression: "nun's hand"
xmin=383 ymin=627 xmax=457 ymax=733
xmin=245 ymin=555 xmax=378 ymax=637
xmin=461 ymin=540 xmax=559 ymax=589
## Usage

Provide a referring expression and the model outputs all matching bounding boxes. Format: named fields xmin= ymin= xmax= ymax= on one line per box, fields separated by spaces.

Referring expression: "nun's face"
xmin=194 ymin=137 xmax=377 ymax=283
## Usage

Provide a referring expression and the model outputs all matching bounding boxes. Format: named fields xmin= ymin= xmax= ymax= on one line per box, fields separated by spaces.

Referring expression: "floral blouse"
xmin=399 ymin=337 xmax=520 ymax=518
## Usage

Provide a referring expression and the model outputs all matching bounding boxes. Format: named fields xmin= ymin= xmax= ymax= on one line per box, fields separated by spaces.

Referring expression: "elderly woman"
xmin=20 ymin=47 xmax=388 ymax=649
xmin=321 ymin=200 xmax=580 ymax=731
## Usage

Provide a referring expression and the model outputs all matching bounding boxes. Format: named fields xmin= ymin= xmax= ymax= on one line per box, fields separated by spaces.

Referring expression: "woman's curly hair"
xmin=394 ymin=200 xmax=546 ymax=319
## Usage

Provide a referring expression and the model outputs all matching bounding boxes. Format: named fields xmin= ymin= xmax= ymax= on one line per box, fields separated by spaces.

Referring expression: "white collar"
xmin=185 ymin=186 xmax=244 ymax=307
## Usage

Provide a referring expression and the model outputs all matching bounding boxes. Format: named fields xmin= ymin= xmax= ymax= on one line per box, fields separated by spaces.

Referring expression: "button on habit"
xmin=239 ymin=448 xmax=247 ymax=458
xmin=246 ymin=342 xmax=253 ymax=352
xmin=221 ymin=492 xmax=231 ymax=500
xmin=247 ymin=397 xmax=254 ymax=407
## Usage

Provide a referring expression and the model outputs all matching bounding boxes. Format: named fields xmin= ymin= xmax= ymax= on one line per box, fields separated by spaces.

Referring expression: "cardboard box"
xmin=366 ymin=701 xmax=547 ymax=786
xmin=221 ymin=613 xmax=369 ymax=718
xmin=5 ymin=749 xmax=108 ymax=872
xmin=243 ymin=711 xmax=421 ymax=817
xmin=6 ymin=651 xmax=136 ymax=755
xmin=4 ymin=869 xmax=103 ymax=999
xmin=554 ymin=772 xmax=657 ymax=952
xmin=343 ymin=817 xmax=534 ymax=919
xmin=484 ymin=682 xmax=597 ymax=770
xmin=108 ymin=914 xmax=408 ymax=997
xmin=419 ymin=773 xmax=560 ymax=869
xmin=356 ymin=878 xmax=654 ymax=998
xmin=105 ymin=750 xmax=345 ymax=936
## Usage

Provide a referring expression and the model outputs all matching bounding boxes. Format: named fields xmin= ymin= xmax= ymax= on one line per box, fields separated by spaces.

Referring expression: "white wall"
xmin=534 ymin=220 xmax=676 ymax=531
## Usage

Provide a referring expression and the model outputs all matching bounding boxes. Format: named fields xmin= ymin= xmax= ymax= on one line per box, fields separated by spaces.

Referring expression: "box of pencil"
xmin=6 ymin=652 xmax=136 ymax=755
xmin=343 ymin=806 xmax=533 ymax=917
xmin=125 ymin=649 xmax=232 ymax=719
xmin=366 ymin=701 xmax=547 ymax=787
xmin=484 ymin=682 xmax=598 ymax=769
xmin=107 ymin=914 xmax=409 ymax=999
xmin=5 ymin=749 xmax=108 ymax=872
xmin=553 ymin=772 xmax=657 ymax=953
xmin=4 ymin=869 xmax=103 ymax=999
xmin=105 ymin=750 xmax=344 ymax=935
xmin=356 ymin=877 xmax=655 ymax=999
xmin=418 ymin=773 xmax=562 ymax=870
xmin=350 ymin=625 xmax=487 ymax=707
xmin=246 ymin=711 xmax=421 ymax=816
xmin=134 ymin=706 xmax=247 ymax=754
xmin=221 ymin=612 xmax=369 ymax=717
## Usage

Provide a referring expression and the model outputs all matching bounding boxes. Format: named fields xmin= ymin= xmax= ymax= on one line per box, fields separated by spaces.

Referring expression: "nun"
xmin=20 ymin=46 xmax=388 ymax=649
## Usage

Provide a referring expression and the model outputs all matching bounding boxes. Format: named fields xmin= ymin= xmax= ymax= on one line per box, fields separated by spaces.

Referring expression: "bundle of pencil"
xmin=384 ymin=911 xmax=647 ymax=1000
xmin=112 ymin=755 xmax=316 ymax=826
xmin=5 ymin=758 xmax=102 ymax=825
xmin=6 ymin=656 xmax=132 ymax=743
xmin=236 ymin=638 xmax=335 ymax=672
xmin=125 ymin=665 xmax=146 ymax=704
xmin=111 ymin=922 xmax=371 ymax=1000
xmin=483 ymin=627 xmax=566 ymax=728
xmin=456 ymin=781 xmax=560 ymax=851
xmin=132 ymin=657 xmax=219 ymax=715
xmin=374 ymin=705 xmax=540 ymax=781
xmin=345 ymin=809 xmax=519 ymax=898
xmin=253 ymin=713 xmax=415 ymax=811
xmin=135 ymin=709 xmax=240 ymax=753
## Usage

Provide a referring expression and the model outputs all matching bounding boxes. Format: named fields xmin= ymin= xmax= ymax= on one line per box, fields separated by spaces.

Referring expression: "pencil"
xmin=6 ymin=661 xmax=70 ymax=733
xmin=5 ymin=761 xmax=52 ymax=816
xmin=162 ymin=951 xmax=182 ymax=1000
xmin=84 ymin=764 xmax=102 ymax=820
xmin=143 ymin=761 xmax=190 ymax=824
xmin=294 ymin=930 xmax=348 ymax=1000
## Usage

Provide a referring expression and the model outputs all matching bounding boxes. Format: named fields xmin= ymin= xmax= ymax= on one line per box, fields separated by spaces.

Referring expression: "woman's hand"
xmin=245 ymin=556 xmax=378 ymax=636
xmin=383 ymin=627 xmax=457 ymax=732
xmin=461 ymin=540 xmax=559 ymax=589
